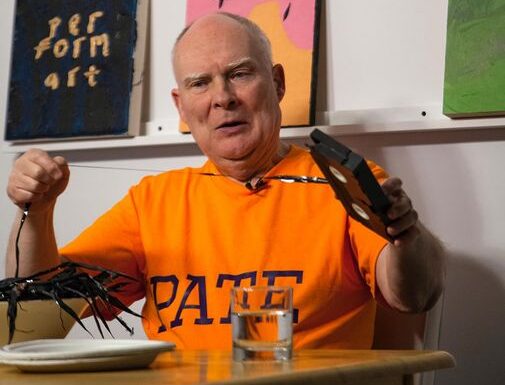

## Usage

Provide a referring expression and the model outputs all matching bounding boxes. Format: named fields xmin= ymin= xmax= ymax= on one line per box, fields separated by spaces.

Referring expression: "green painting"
xmin=443 ymin=0 xmax=505 ymax=118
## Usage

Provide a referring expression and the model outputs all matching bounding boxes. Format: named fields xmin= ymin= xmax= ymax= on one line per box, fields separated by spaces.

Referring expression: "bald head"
xmin=172 ymin=13 xmax=273 ymax=72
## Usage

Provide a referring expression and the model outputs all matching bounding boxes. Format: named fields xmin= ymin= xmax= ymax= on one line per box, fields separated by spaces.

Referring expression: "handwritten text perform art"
xmin=34 ymin=12 xmax=110 ymax=90
xmin=6 ymin=0 xmax=144 ymax=141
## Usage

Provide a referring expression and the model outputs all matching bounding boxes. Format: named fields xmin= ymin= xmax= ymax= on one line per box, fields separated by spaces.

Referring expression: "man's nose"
xmin=211 ymin=79 xmax=237 ymax=109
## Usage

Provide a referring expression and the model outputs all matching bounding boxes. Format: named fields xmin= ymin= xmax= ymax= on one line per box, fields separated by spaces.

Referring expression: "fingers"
xmin=387 ymin=208 xmax=418 ymax=237
xmin=381 ymin=177 xmax=402 ymax=196
xmin=381 ymin=177 xmax=419 ymax=246
xmin=22 ymin=150 xmax=66 ymax=181
xmin=53 ymin=155 xmax=70 ymax=180
xmin=16 ymin=173 xmax=52 ymax=195
xmin=387 ymin=193 xmax=412 ymax=221
xmin=6 ymin=149 xmax=69 ymax=210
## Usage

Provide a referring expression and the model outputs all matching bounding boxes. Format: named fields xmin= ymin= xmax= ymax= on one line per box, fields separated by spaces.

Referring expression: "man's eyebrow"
xmin=182 ymin=57 xmax=257 ymax=86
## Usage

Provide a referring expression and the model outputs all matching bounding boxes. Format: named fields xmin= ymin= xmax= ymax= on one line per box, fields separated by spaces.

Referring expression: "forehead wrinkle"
xmin=226 ymin=57 xmax=256 ymax=70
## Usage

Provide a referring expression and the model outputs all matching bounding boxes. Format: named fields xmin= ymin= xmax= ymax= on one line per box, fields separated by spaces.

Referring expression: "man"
xmin=5 ymin=13 xmax=445 ymax=349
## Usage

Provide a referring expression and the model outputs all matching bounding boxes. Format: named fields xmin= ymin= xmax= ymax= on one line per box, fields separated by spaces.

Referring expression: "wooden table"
xmin=0 ymin=349 xmax=455 ymax=385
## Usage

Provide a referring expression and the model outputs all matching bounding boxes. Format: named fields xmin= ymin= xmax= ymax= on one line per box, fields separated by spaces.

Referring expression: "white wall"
xmin=1 ymin=1 xmax=504 ymax=384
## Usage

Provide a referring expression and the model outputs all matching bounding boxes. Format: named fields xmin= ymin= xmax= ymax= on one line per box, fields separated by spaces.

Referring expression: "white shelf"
xmin=2 ymin=106 xmax=505 ymax=153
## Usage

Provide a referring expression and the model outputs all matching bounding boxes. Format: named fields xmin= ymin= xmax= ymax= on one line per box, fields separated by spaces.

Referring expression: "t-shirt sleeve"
xmin=59 ymin=186 xmax=146 ymax=310
xmin=347 ymin=160 xmax=389 ymax=299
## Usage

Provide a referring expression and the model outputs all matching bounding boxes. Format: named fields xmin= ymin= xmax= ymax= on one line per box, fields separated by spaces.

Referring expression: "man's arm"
xmin=5 ymin=149 xmax=69 ymax=277
xmin=375 ymin=177 xmax=446 ymax=313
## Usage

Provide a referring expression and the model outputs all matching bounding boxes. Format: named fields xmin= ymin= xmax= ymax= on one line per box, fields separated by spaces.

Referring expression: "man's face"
xmin=171 ymin=15 xmax=285 ymax=178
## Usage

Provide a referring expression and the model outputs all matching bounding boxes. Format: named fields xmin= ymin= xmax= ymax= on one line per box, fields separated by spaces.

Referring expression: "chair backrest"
xmin=372 ymin=298 xmax=445 ymax=385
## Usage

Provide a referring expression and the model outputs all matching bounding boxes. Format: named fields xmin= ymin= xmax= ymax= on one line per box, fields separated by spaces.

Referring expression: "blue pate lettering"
xmin=151 ymin=270 xmax=303 ymax=333
xmin=150 ymin=275 xmax=179 ymax=333
xmin=216 ymin=271 xmax=257 ymax=324
xmin=171 ymin=274 xmax=214 ymax=328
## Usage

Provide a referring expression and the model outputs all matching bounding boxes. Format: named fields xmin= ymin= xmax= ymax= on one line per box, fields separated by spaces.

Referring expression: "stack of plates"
xmin=0 ymin=339 xmax=175 ymax=372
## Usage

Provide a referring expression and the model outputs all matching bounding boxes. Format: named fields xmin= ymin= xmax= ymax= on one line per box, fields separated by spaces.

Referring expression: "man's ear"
xmin=171 ymin=88 xmax=187 ymax=122
xmin=272 ymin=64 xmax=286 ymax=102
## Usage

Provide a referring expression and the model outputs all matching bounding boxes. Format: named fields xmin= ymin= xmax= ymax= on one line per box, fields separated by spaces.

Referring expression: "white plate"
xmin=0 ymin=339 xmax=175 ymax=372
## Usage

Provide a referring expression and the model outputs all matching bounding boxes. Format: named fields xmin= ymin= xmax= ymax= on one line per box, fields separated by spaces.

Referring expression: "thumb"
xmin=53 ymin=156 xmax=70 ymax=178
xmin=381 ymin=177 xmax=402 ymax=196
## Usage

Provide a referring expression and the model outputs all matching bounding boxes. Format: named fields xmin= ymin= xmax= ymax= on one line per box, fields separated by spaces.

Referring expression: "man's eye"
xmin=231 ymin=70 xmax=252 ymax=80
xmin=190 ymin=80 xmax=206 ymax=88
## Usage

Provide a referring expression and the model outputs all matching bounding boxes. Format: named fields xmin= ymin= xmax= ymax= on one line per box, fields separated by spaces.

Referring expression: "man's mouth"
xmin=217 ymin=120 xmax=247 ymax=129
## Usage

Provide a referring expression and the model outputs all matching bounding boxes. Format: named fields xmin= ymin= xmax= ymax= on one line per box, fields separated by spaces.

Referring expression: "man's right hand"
xmin=6 ymin=149 xmax=70 ymax=212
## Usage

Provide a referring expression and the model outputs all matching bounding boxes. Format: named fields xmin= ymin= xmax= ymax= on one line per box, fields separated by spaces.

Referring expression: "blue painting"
xmin=5 ymin=0 xmax=146 ymax=141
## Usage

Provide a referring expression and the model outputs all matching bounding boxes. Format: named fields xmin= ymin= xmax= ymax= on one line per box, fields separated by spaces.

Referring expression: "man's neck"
xmin=216 ymin=142 xmax=291 ymax=185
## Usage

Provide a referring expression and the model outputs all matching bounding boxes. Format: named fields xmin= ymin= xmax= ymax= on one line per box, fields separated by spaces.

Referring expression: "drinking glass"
xmin=231 ymin=286 xmax=293 ymax=361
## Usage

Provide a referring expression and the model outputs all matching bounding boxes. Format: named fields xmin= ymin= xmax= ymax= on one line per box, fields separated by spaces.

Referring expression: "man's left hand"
xmin=381 ymin=177 xmax=420 ymax=247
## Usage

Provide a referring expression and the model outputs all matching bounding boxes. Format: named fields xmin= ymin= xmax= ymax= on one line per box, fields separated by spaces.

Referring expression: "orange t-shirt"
xmin=60 ymin=145 xmax=388 ymax=349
